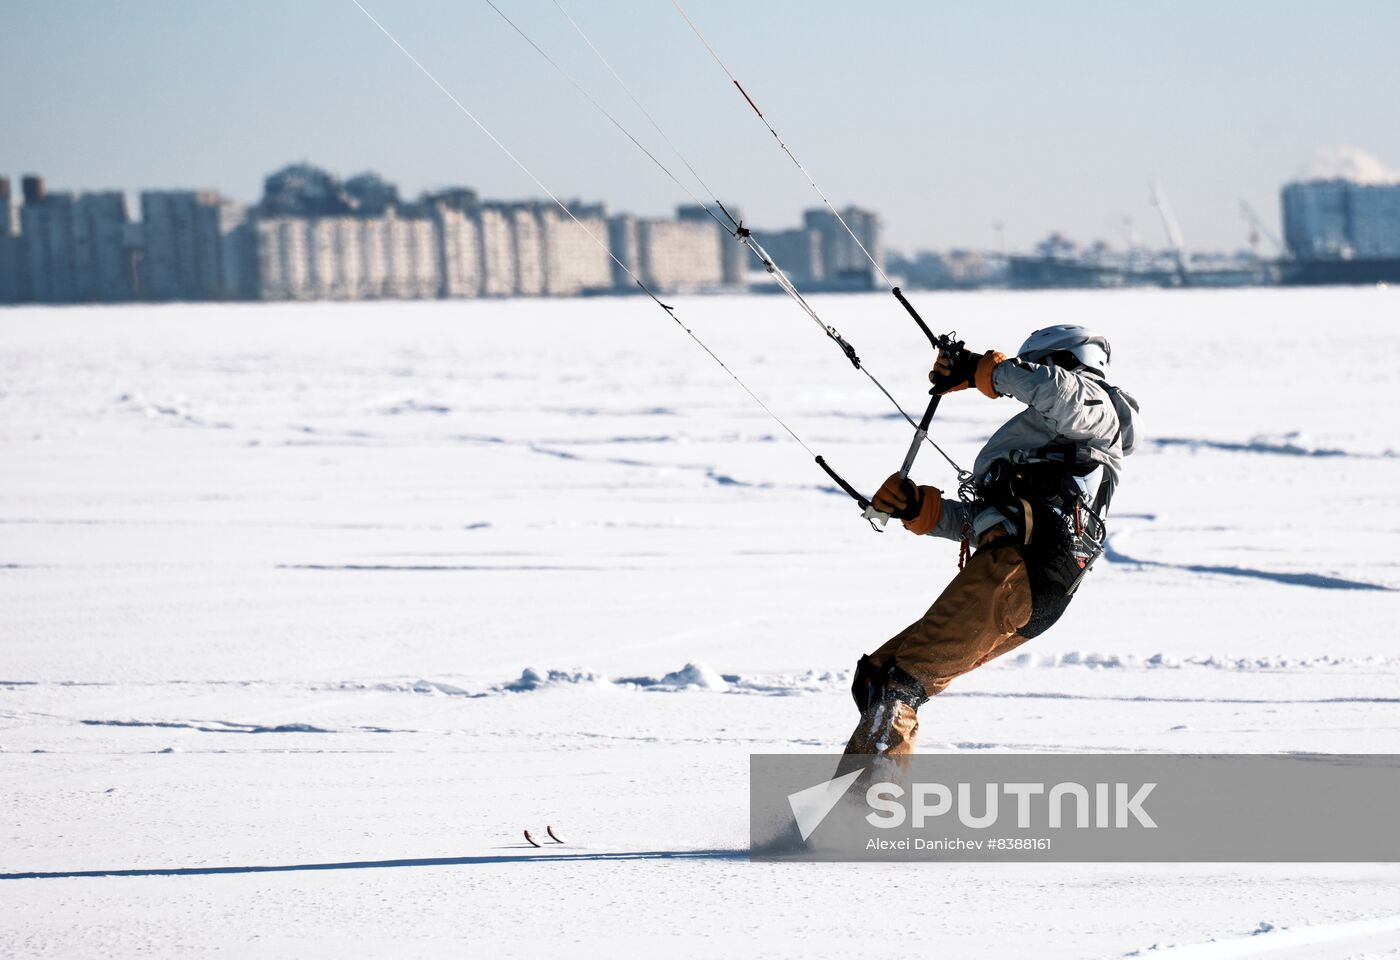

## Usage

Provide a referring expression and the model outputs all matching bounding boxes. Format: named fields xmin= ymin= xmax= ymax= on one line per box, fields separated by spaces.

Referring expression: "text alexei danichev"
xmin=866 ymin=837 xmax=1054 ymax=851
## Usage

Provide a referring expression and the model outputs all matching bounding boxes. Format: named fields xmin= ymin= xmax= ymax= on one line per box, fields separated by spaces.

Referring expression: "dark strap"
xmin=1090 ymin=377 xmax=1125 ymax=450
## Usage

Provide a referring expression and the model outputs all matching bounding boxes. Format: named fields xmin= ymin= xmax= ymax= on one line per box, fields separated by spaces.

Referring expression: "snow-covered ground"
xmin=2 ymin=287 xmax=1398 ymax=958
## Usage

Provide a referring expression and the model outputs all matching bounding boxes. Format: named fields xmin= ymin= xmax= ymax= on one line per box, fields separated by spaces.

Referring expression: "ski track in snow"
xmin=104 ymin=393 xmax=1400 ymax=592
xmin=282 ymin=421 xmax=835 ymax=496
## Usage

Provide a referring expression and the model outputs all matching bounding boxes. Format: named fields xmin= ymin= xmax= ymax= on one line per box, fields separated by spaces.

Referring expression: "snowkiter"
xmin=843 ymin=325 xmax=1139 ymax=759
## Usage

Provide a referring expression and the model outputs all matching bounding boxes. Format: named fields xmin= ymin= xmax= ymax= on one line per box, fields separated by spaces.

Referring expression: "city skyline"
xmin=6 ymin=1 xmax=1400 ymax=253
xmin=0 ymin=161 xmax=892 ymax=304
xmin=8 ymin=151 xmax=1397 ymax=307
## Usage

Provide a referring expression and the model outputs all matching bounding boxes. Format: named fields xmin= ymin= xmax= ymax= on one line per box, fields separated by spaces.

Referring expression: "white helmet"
xmin=1017 ymin=325 xmax=1111 ymax=373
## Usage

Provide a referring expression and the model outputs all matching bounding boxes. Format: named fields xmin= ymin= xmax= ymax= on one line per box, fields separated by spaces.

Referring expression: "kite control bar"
xmin=861 ymin=329 xmax=966 ymax=530
xmin=816 ymin=286 xmax=966 ymax=531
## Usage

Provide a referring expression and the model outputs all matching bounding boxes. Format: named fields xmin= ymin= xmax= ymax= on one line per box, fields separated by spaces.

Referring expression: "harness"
xmin=970 ymin=377 xmax=1127 ymax=599
xmin=974 ymin=451 xmax=1104 ymax=595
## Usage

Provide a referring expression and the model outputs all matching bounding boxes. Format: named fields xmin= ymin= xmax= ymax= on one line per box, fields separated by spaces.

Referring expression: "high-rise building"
xmin=475 ymin=206 xmax=517 ymax=297
xmin=305 ymin=217 xmax=362 ymax=299
xmin=71 ymin=192 xmax=134 ymax=302
xmin=677 ymin=204 xmax=745 ymax=286
xmin=0 ymin=178 xmax=18 ymax=304
xmin=20 ymin=189 xmax=78 ymax=303
xmin=21 ymin=175 xmax=45 ymax=205
xmin=215 ymin=202 xmax=258 ymax=300
xmin=253 ymin=217 xmax=311 ymax=300
xmin=1281 ymin=181 xmax=1352 ymax=258
xmin=803 ymin=206 xmax=883 ymax=289
xmin=359 ymin=216 xmax=388 ymax=297
xmin=16 ymin=187 xmax=132 ymax=304
xmin=433 ymin=205 xmax=482 ymax=298
xmin=1347 ymin=184 xmax=1400 ymax=258
xmin=123 ymin=222 xmax=146 ymax=300
xmin=1282 ymin=179 xmax=1400 ymax=260
xmin=541 ymin=205 xmax=612 ymax=296
xmin=382 ymin=211 xmax=440 ymax=299
xmin=0 ymin=178 xmax=12 ymax=231
xmin=142 ymin=191 xmax=250 ymax=300
xmin=1280 ymin=178 xmax=1400 ymax=284
xmin=508 ymin=205 xmax=545 ymax=296
xmin=607 ymin=214 xmax=640 ymax=291
xmin=636 ymin=219 xmax=725 ymax=290
xmin=753 ymin=227 xmax=823 ymax=285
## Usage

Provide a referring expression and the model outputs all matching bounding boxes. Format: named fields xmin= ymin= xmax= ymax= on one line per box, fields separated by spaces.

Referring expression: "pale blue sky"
xmin=5 ymin=1 xmax=1398 ymax=252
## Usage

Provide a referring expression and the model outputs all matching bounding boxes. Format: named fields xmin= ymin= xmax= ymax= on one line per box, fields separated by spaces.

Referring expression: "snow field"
xmin=2 ymin=287 xmax=1399 ymax=957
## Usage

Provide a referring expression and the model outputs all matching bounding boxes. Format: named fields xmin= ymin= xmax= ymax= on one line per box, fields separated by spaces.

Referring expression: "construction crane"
xmin=1239 ymin=200 xmax=1284 ymax=260
xmin=1150 ymin=181 xmax=1190 ymax=286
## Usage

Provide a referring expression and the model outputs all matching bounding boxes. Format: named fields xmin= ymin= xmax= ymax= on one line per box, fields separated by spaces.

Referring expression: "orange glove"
xmin=871 ymin=473 xmax=943 ymax=536
xmin=930 ymin=349 xmax=1006 ymax=399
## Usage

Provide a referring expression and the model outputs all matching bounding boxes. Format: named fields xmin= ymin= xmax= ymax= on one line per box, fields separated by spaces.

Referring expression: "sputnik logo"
xmin=786 ymin=767 xmax=865 ymax=841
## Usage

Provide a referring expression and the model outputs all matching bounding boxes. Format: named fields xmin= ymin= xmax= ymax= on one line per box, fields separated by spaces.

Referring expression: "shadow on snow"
xmin=0 ymin=848 xmax=749 ymax=881
xmin=1104 ymin=538 xmax=1395 ymax=592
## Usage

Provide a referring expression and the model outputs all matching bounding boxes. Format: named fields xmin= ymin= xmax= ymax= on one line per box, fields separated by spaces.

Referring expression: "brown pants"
xmin=843 ymin=536 xmax=1034 ymax=758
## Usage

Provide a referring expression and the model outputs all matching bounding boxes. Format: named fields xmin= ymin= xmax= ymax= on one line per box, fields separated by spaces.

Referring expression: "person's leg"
xmin=885 ymin=542 xmax=1032 ymax=694
xmin=842 ymin=543 xmax=1032 ymax=758
xmin=842 ymin=656 xmax=923 ymax=758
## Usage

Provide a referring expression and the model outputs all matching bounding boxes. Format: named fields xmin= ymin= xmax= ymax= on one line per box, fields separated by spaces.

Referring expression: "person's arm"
xmin=933 ymin=345 xmax=1116 ymax=444
xmin=991 ymin=359 xmax=1117 ymax=442
xmin=925 ymin=494 xmax=973 ymax=541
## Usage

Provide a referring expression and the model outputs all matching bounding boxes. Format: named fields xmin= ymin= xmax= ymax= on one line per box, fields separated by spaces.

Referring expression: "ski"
xmin=523 ymin=825 xmax=566 ymax=848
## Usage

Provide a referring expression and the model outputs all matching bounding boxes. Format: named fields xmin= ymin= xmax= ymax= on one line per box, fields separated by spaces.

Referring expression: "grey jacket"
xmin=927 ymin=358 xmax=1140 ymax=541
